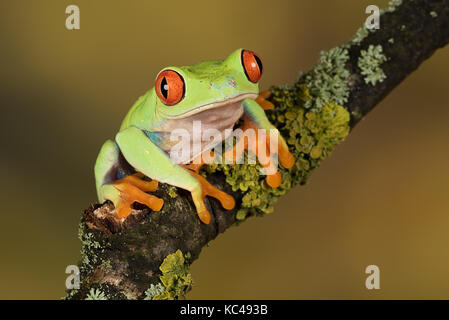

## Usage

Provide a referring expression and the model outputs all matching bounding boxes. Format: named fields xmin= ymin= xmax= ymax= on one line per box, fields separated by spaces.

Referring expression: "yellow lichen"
xmin=167 ymin=186 xmax=178 ymax=198
xmin=271 ymin=85 xmax=350 ymax=185
xmin=153 ymin=250 xmax=192 ymax=300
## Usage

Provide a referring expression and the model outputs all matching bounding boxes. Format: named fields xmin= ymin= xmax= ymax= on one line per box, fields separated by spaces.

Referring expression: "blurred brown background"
xmin=1 ymin=0 xmax=448 ymax=299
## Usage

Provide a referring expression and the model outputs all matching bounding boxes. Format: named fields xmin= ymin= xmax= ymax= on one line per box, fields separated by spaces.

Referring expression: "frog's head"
xmin=152 ymin=49 xmax=262 ymax=119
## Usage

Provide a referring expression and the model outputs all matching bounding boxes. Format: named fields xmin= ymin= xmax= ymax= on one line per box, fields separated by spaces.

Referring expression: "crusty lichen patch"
xmin=350 ymin=25 xmax=376 ymax=45
xmin=299 ymin=47 xmax=350 ymax=111
xmin=386 ymin=0 xmax=402 ymax=12
xmin=144 ymin=283 xmax=165 ymax=300
xmin=358 ymin=44 xmax=388 ymax=85
xmin=78 ymin=222 xmax=107 ymax=272
xmin=168 ymin=186 xmax=178 ymax=198
xmin=85 ymin=288 xmax=107 ymax=300
xmin=153 ymin=249 xmax=192 ymax=300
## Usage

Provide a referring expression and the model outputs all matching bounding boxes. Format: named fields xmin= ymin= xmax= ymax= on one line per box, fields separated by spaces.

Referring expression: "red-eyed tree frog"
xmin=94 ymin=49 xmax=294 ymax=224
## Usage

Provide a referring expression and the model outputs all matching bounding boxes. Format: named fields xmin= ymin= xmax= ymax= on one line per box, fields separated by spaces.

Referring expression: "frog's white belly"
xmin=155 ymin=102 xmax=244 ymax=164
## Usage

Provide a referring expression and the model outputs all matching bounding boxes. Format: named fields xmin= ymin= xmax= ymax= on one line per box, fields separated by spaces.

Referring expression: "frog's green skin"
xmin=94 ymin=49 xmax=290 ymax=224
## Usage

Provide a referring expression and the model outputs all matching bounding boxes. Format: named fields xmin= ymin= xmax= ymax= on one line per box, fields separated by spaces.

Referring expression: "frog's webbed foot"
xmin=187 ymin=169 xmax=235 ymax=224
xmin=101 ymin=173 xmax=163 ymax=219
xmin=224 ymin=95 xmax=295 ymax=188
xmin=182 ymin=154 xmax=235 ymax=224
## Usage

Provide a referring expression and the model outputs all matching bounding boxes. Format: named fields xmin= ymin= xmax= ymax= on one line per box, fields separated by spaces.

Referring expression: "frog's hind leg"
xmin=94 ymin=140 xmax=163 ymax=219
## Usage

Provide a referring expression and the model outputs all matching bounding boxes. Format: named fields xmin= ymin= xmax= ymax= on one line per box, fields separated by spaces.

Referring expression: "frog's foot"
xmin=119 ymin=172 xmax=159 ymax=192
xmin=255 ymin=90 xmax=275 ymax=110
xmin=183 ymin=152 xmax=234 ymax=223
xmin=101 ymin=173 xmax=163 ymax=219
xmin=253 ymin=91 xmax=295 ymax=174
xmin=182 ymin=165 xmax=235 ymax=224
xmin=224 ymin=116 xmax=295 ymax=188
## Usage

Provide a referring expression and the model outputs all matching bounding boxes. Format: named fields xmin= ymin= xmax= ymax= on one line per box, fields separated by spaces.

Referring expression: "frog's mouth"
xmin=164 ymin=93 xmax=258 ymax=120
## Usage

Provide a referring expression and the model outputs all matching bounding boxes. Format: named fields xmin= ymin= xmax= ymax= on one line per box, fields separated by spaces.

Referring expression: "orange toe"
xmin=116 ymin=200 xmax=133 ymax=219
xmin=266 ymin=171 xmax=282 ymax=188
xmin=259 ymin=90 xmax=271 ymax=99
xmin=122 ymin=174 xmax=159 ymax=192
xmin=198 ymin=209 xmax=211 ymax=224
xmin=190 ymin=171 xmax=235 ymax=210
xmin=113 ymin=181 xmax=164 ymax=219
xmin=255 ymin=90 xmax=275 ymax=110
xmin=186 ymin=169 xmax=235 ymax=224
xmin=279 ymin=149 xmax=295 ymax=169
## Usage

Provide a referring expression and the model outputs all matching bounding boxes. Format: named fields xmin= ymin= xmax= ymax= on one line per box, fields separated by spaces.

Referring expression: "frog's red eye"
xmin=241 ymin=50 xmax=263 ymax=83
xmin=155 ymin=70 xmax=185 ymax=106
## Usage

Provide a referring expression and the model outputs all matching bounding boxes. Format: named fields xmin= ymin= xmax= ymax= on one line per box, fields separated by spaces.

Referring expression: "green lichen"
xmin=351 ymin=26 xmax=370 ymax=45
xmin=153 ymin=250 xmax=192 ymax=300
xmin=168 ymin=186 xmax=178 ymax=198
xmin=383 ymin=0 xmax=402 ymax=13
xmin=78 ymin=223 xmax=101 ymax=271
xmin=205 ymin=158 xmax=288 ymax=220
xmin=430 ymin=11 xmax=438 ymax=18
xmin=144 ymin=283 xmax=165 ymax=300
xmin=388 ymin=38 xmax=395 ymax=44
xmin=85 ymin=288 xmax=107 ymax=300
xmin=78 ymin=221 xmax=111 ymax=274
xmin=270 ymin=85 xmax=350 ymax=183
xmin=345 ymin=24 xmax=376 ymax=47
xmin=358 ymin=45 xmax=388 ymax=85
xmin=99 ymin=259 xmax=112 ymax=270
xmin=62 ymin=289 xmax=78 ymax=300
xmin=298 ymin=46 xmax=350 ymax=111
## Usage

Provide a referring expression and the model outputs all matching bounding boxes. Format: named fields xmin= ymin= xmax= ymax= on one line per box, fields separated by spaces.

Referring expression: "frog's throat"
xmin=163 ymin=93 xmax=258 ymax=120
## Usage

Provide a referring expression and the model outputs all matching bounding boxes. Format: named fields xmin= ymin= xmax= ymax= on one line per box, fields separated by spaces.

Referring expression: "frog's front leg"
xmin=225 ymin=97 xmax=295 ymax=188
xmin=95 ymin=140 xmax=163 ymax=219
xmin=115 ymin=127 xmax=234 ymax=224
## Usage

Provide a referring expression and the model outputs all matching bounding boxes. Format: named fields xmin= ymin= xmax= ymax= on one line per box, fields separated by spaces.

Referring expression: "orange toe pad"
xmin=184 ymin=169 xmax=235 ymax=224
xmin=111 ymin=173 xmax=163 ymax=219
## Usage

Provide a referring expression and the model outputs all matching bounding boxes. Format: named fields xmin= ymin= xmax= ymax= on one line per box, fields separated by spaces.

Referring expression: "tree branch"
xmin=66 ymin=0 xmax=449 ymax=300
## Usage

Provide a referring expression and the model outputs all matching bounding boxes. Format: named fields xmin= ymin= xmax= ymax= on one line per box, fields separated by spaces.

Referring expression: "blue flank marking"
xmin=144 ymin=130 xmax=162 ymax=145
xmin=116 ymin=168 xmax=128 ymax=179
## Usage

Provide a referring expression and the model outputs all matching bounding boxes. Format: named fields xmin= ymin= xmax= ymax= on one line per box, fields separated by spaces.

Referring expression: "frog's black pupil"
xmin=254 ymin=55 xmax=263 ymax=73
xmin=161 ymin=77 xmax=168 ymax=99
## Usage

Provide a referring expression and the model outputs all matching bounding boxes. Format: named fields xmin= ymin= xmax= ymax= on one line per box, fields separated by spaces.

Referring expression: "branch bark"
xmin=66 ymin=0 xmax=449 ymax=300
